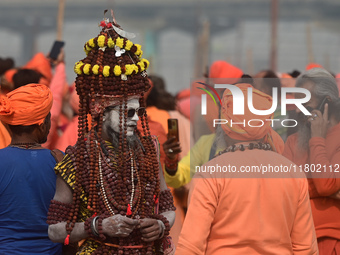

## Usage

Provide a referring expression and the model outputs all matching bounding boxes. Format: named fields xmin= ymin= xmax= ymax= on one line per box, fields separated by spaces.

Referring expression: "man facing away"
xmin=176 ymin=83 xmax=318 ymax=255
xmin=0 ymin=83 xmax=62 ymax=254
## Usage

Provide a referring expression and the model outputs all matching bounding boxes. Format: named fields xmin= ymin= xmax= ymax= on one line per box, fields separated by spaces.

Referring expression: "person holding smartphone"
xmin=283 ymin=68 xmax=340 ymax=254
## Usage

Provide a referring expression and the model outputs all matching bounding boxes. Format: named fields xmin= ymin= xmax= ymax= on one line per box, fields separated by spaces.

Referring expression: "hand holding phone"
xmin=167 ymin=118 xmax=179 ymax=142
xmin=49 ymin=40 xmax=65 ymax=61
xmin=164 ymin=118 xmax=182 ymax=170
xmin=317 ymin=97 xmax=331 ymax=114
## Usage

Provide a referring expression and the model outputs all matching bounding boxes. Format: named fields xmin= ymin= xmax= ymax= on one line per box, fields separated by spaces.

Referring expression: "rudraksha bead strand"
xmin=158 ymin=189 xmax=176 ymax=213
xmin=47 ymin=200 xmax=72 ymax=225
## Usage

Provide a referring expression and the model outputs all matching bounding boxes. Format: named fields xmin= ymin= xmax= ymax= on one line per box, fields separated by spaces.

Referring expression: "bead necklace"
xmin=9 ymin=142 xmax=41 ymax=149
xmin=216 ymin=142 xmax=272 ymax=158
xmin=130 ymin=151 xmax=135 ymax=208
xmin=98 ymin=153 xmax=115 ymax=215
xmin=98 ymin=142 xmax=141 ymax=217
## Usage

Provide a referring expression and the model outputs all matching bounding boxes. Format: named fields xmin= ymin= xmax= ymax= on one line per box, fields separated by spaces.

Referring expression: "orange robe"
xmin=0 ymin=121 xmax=11 ymax=149
xmin=145 ymin=106 xmax=169 ymax=132
xmin=55 ymin=116 xmax=78 ymax=152
xmin=24 ymin=52 xmax=53 ymax=86
xmin=283 ymin=123 xmax=340 ymax=253
xmin=42 ymin=63 xmax=66 ymax=149
xmin=177 ymin=150 xmax=318 ymax=255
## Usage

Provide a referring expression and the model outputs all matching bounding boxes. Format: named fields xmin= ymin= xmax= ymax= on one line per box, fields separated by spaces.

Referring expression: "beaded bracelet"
xmin=159 ymin=189 xmax=176 ymax=213
xmin=164 ymin=155 xmax=178 ymax=170
xmin=47 ymin=200 xmax=72 ymax=225
xmin=151 ymin=214 xmax=170 ymax=238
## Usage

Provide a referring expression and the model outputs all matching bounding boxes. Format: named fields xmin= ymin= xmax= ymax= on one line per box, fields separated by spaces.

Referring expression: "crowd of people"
xmin=1 ymin=11 xmax=340 ymax=255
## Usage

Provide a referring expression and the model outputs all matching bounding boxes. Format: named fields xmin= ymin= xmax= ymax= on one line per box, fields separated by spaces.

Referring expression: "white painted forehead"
xmin=108 ymin=98 xmax=140 ymax=110
xmin=126 ymin=98 xmax=140 ymax=105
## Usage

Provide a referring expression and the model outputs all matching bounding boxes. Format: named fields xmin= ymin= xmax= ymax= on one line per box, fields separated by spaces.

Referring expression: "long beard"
xmin=296 ymin=112 xmax=311 ymax=151
xmin=214 ymin=125 xmax=228 ymax=150
xmin=107 ymin=126 xmax=141 ymax=151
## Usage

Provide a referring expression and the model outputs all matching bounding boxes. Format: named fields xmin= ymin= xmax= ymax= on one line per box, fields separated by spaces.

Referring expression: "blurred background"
xmin=1 ymin=0 xmax=340 ymax=94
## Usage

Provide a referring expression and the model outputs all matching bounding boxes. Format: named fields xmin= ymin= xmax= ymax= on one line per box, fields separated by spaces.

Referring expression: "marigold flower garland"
xmin=84 ymin=35 xmax=143 ymax=58
xmin=74 ymin=59 xmax=150 ymax=77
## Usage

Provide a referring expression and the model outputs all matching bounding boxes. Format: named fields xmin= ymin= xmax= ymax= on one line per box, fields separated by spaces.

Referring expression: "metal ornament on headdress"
xmin=110 ymin=9 xmax=136 ymax=39
xmin=114 ymin=45 xmax=125 ymax=57
xmin=112 ymin=25 xmax=137 ymax=39
xmin=121 ymin=74 xmax=128 ymax=81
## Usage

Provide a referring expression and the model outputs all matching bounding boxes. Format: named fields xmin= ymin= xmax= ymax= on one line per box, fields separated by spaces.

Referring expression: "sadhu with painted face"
xmin=47 ymin=15 xmax=175 ymax=255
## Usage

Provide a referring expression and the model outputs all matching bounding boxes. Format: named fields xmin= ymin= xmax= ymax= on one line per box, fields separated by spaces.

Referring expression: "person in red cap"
xmin=176 ymin=84 xmax=318 ymax=255
xmin=0 ymin=83 xmax=62 ymax=254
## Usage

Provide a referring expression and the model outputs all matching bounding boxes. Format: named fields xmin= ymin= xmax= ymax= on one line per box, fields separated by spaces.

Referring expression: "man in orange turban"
xmin=0 ymin=83 xmax=62 ymax=254
xmin=176 ymin=84 xmax=318 ymax=255
xmin=220 ymin=83 xmax=283 ymax=151
xmin=164 ymin=83 xmax=284 ymax=189
xmin=0 ymin=83 xmax=52 ymax=126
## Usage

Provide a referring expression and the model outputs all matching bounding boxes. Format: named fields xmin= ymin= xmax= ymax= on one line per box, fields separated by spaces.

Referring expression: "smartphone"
xmin=167 ymin=118 xmax=179 ymax=142
xmin=49 ymin=40 xmax=65 ymax=60
xmin=317 ymin=97 xmax=331 ymax=114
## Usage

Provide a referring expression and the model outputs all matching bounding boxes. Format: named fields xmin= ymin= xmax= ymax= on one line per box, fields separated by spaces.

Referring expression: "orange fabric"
xmin=70 ymin=85 xmax=80 ymax=114
xmin=176 ymin=89 xmax=190 ymax=100
xmin=145 ymin=106 xmax=170 ymax=133
xmin=0 ymin=121 xmax=11 ymax=149
xmin=137 ymin=114 xmax=167 ymax=167
xmin=220 ymin=83 xmax=273 ymax=141
xmin=4 ymin=69 xmax=17 ymax=84
xmin=191 ymin=79 xmax=207 ymax=97
xmin=176 ymin=89 xmax=191 ymax=119
xmin=336 ymin=74 xmax=340 ymax=96
xmin=0 ymin=83 xmax=52 ymax=126
xmin=280 ymin=73 xmax=295 ymax=88
xmin=204 ymin=95 xmax=219 ymax=133
xmin=177 ymin=150 xmax=318 ymax=255
xmin=24 ymin=53 xmax=52 ymax=86
xmin=280 ymin=73 xmax=296 ymax=101
xmin=56 ymin=116 xmax=78 ymax=152
xmin=191 ymin=79 xmax=220 ymax=133
xmin=283 ymin=123 xmax=340 ymax=241
xmin=190 ymin=79 xmax=217 ymax=137
xmin=318 ymin=237 xmax=340 ymax=255
xmin=42 ymin=63 xmax=65 ymax=149
xmin=209 ymin=60 xmax=243 ymax=80
xmin=177 ymin=97 xmax=190 ymax=120
xmin=55 ymin=114 xmax=92 ymax=152
xmin=306 ymin=63 xmax=323 ymax=70
xmin=268 ymin=128 xmax=284 ymax=154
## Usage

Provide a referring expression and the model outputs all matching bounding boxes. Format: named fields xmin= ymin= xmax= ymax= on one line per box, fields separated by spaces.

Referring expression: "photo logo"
xmin=196 ymin=82 xmax=222 ymax=115
xmin=197 ymin=82 xmax=312 ymax=128
xmin=198 ymin=82 xmax=312 ymax=116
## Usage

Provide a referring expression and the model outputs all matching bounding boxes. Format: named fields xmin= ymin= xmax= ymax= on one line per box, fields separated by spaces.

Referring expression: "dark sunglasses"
xmin=108 ymin=107 xmax=146 ymax=117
